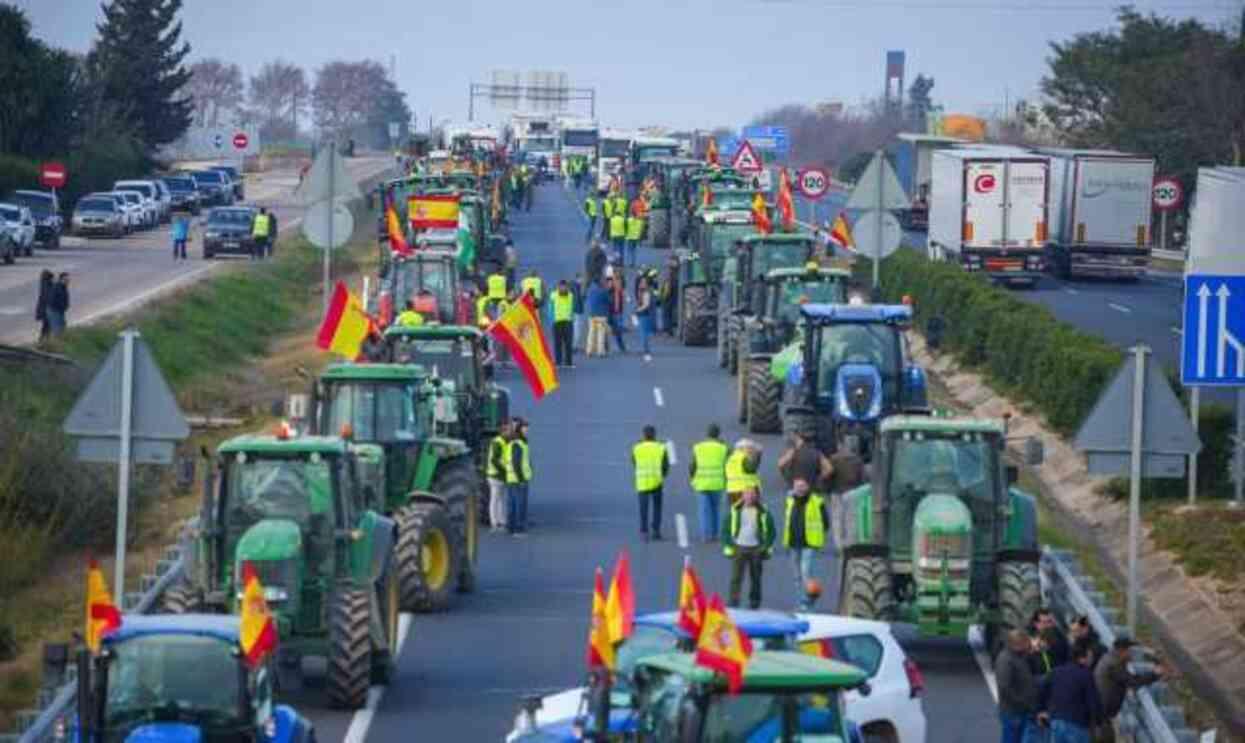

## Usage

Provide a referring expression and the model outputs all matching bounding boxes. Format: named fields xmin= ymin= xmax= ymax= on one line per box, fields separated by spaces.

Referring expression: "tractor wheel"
xmin=736 ymin=356 xmax=749 ymax=424
xmin=157 ymin=581 xmax=200 ymax=614
xmin=327 ymin=587 xmax=371 ymax=709
xmin=747 ymin=359 xmax=782 ymax=433
xmin=681 ymin=286 xmax=711 ymax=346
xmin=433 ymin=462 xmax=480 ymax=594
xmin=716 ymin=314 xmax=730 ymax=368
xmin=370 ymin=565 xmax=400 ymax=685
xmin=727 ymin=318 xmax=741 ymax=376
xmin=839 ymin=556 xmax=894 ymax=621
xmin=783 ymin=407 xmax=817 ymax=443
xmin=994 ymin=561 xmax=1041 ymax=655
xmin=395 ymin=503 xmax=460 ymax=612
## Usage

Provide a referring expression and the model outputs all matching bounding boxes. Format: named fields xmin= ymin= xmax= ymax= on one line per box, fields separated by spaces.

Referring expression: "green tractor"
xmin=674 ymin=168 xmax=751 ymax=247
xmin=634 ymin=155 xmax=702 ymax=249
xmin=838 ymin=414 xmax=1045 ymax=652
xmin=164 ymin=435 xmax=399 ymax=709
xmin=311 ymin=362 xmax=482 ymax=611
xmin=734 ymin=264 xmax=851 ymax=433
xmin=675 ymin=206 xmax=755 ymax=347
xmin=717 ymin=232 xmax=820 ymax=376
xmin=377 ymin=241 xmax=462 ymax=327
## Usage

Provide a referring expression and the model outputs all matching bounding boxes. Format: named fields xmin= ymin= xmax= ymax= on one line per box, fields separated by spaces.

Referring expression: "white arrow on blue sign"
xmin=1182 ymin=274 xmax=1245 ymax=385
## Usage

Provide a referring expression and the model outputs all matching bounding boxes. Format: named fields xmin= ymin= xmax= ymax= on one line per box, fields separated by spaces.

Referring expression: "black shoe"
xmin=641 ymin=531 xmax=650 ymax=542
xmin=651 ymin=533 xmax=663 ymax=541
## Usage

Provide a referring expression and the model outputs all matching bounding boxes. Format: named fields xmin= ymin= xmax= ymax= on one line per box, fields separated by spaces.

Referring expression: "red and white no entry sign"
xmin=39 ymin=162 xmax=67 ymax=189
xmin=1152 ymin=177 xmax=1183 ymax=212
xmin=232 ymin=132 xmax=250 ymax=150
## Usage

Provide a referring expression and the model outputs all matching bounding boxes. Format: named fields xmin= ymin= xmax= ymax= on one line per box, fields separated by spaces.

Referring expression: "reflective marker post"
xmin=1188 ymin=386 xmax=1199 ymax=505
xmin=114 ymin=329 xmax=136 ymax=601
xmin=1127 ymin=344 xmax=1147 ymax=633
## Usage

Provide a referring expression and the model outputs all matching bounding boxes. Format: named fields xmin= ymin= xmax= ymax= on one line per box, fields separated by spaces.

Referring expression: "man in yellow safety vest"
xmin=396 ymin=300 xmax=424 ymax=327
xmin=251 ymin=208 xmax=272 ymax=260
xmin=487 ymin=420 xmax=512 ymax=532
xmin=608 ymin=208 xmax=626 ymax=264
xmin=624 ymin=209 xmax=644 ymax=268
xmin=521 ymin=270 xmax=543 ymax=309
xmin=723 ymin=487 xmax=774 ymax=609
xmin=688 ymin=424 xmax=728 ymax=543
xmin=725 ymin=439 xmax=763 ymax=506
xmin=632 ymin=425 xmax=669 ymax=542
xmin=504 ymin=418 xmax=532 ymax=536
xmin=583 ymin=191 xmax=599 ymax=243
xmin=783 ymin=477 xmax=830 ymax=610
xmin=550 ymin=279 xmax=574 ymax=368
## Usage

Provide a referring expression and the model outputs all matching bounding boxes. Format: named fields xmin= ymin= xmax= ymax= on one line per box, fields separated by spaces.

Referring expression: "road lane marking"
xmin=342 ymin=612 xmax=412 ymax=743
xmin=1108 ymin=302 xmax=1132 ymax=314
xmin=968 ymin=625 xmax=999 ymax=703
xmin=74 ymin=263 xmax=220 ymax=326
xmin=0 ymin=307 xmax=23 ymax=316
xmin=1172 ymin=327 xmax=1183 ymax=336
xmin=654 ymin=387 xmax=664 ymax=407
xmin=1063 ymin=287 xmax=1079 ymax=295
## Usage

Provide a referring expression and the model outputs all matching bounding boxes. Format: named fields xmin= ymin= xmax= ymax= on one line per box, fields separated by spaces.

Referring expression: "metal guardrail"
xmin=10 ymin=534 xmax=189 ymax=743
xmin=1041 ymin=547 xmax=1202 ymax=743
xmin=1150 ymin=248 xmax=1185 ymax=263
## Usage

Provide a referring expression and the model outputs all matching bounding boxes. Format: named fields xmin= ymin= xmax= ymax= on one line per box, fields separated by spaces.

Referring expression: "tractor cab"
xmin=74 ymin=615 xmax=312 ymax=743
xmin=760 ymin=265 xmax=851 ymax=330
xmin=378 ymin=246 xmax=461 ymax=327
xmin=684 ymin=208 xmax=754 ymax=286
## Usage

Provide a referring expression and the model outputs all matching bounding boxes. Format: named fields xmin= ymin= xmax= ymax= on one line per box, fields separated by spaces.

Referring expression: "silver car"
xmin=75 ymin=195 xmax=127 ymax=238
xmin=0 ymin=204 xmax=35 ymax=256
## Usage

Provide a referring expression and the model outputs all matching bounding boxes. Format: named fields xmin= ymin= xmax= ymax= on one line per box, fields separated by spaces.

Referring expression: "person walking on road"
xmin=251 ymin=207 xmax=272 ymax=260
xmin=583 ymin=190 xmax=600 ymax=243
xmin=608 ymin=202 xmax=626 ymax=263
xmin=659 ymin=255 xmax=679 ymax=336
xmin=487 ymin=420 xmax=512 ymax=532
xmin=634 ymin=274 xmax=656 ymax=362
xmin=996 ymin=629 xmax=1042 ymax=743
xmin=522 ymin=172 xmax=535 ymax=212
xmin=585 ymin=277 xmax=611 ymax=357
xmin=689 ymin=424 xmax=728 ymax=543
xmin=585 ymin=240 xmax=607 ymax=286
xmin=505 ymin=239 xmax=519 ymax=290
xmin=551 ymin=280 xmax=575 ymax=368
xmin=783 ymin=477 xmax=830 ymax=610
xmin=1094 ymin=637 xmax=1165 ymax=743
xmin=624 ymin=208 xmax=644 ymax=267
xmin=723 ymin=487 xmax=774 ymax=610
xmin=571 ymin=273 xmax=586 ymax=353
xmin=505 ymin=418 xmax=532 ymax=536
xmin=607 ymin=274 xmax=628 ymax=354
xmin=633 ymin=425 xmax=669 ymax=541
xmin=35 ymin=270 xmax=53 ymax=343
xmin=777 ymin=429 xmax=834 ymax=493
xmin=1037 ymin=642 xmax=1104 ymax=743
xmin=46 ymin=272 xmax=70 ymax=336
xmin=725 ymin=438 xmax=763 ymax=506
xmin=171 ymin=212 xmax=190 ymax=260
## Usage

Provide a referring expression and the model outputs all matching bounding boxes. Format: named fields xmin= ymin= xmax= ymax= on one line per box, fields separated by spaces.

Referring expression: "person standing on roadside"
xmin=583 ymin=190 xmax=600 ymax=243
xmin=725 ymin=438 xmax=763 ymax=506
xmin=47 ymin=272 xmax=70 ymax=336
xmin=689 ymin=424 xmax=728 ymax=543
xmin=783 ymin=477 xmax=830 ymax=610
xmin=505 ymin=418 xmax=532 ymax=536
xmin=632 ymin=425 xmax=669 ymax=542
xmin=607 ymin=274 xmax=628 ymax=354
xmin=1030 ymin=609 xmax=1071 ymax=672
xmin=35 ymin=270 xmax=53 ymax=343
xmin=571 ymin=273 xmax=586 ymax=353
xmin=585 ymin=240 xmax=607 ymax=286
xmin=585 ymin=277 xmax=610 ymax=357
xmin=1094 ymin=637 xmax=1166 ymax=743
xmin=487 ymin=420 xmax=512 ymax=532
xmin=659 ymin=255 xmax=679 ymax=336
xmin=1037 ymin=642 xmax=1104 ymax=743
xmin=634 ymin=274 xmax=656 ymax=362
xmin=996 ymin=629 xmax=1042 ymax=743
xmin=251 ymin=207 xmax=272 ymax=260
xmin=550 ymin=280 xmax=575 ymax=368
xmin=723 ymin=487 xmax=774 ymax=610
xmin=171 ymin=212 xmax=190 ymax=260
xmin=505 ymin=239 xmax=519 ymax=289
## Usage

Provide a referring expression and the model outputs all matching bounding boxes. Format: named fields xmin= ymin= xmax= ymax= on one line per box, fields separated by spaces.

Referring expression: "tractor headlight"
xmin=513 ymin=708 xmax=536 ymax=734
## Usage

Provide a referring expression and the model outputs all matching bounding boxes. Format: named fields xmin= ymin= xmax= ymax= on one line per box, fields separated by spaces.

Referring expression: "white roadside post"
xmin=1127 ymin=344 xmax=1147 ymax=633
xmin=114 ymin=329 xmax=136 ymax=600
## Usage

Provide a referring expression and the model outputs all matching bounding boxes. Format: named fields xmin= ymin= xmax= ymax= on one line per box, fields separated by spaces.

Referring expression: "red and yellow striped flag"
xmin=239 ymin=563 xmax=277 ymax=668
xmin=316 ymin=281 xmax=372 ymax=359
xmin=486 ymin=292 xmax=558 ymax=399
xmin=85 ymin=559 xmax=121 ymax=654
xmin=676 ymin=558 xmax=707 ymax=638
xmin=409 ymin=194 xmax=460 ymax=230
xmin=829 ymin=212 xmax=854 ymax=251
xmin=752 ymin=193 xmax=772 ymax=235
xmin=778 ymin=169 xmax=796 ymax=230
xmin=387 ymin=204 xmax=412 ymax=256
xmin=694 ymin=594 xmax=754 ymax=694
xmin=586 ymin=567 xmax=615 ymax=670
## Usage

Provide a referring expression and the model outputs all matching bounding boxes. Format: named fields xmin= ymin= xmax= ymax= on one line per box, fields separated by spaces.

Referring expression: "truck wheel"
xmin=395 ymin=503 xmax=459 ymax=612
xmin=737 ymin=357 xmax=749 ymax=424
xmin=839 ymin=556 xmax=894 ymax=620
xmin=327 ymin=588 xmax=371 ymax=709
xmin=681 ymin=286 xmax=711 ymax=346
xmin=433 ymin=461 xmax=480 ymax=594
xmin=747 ymin=359 xmax=782 ymax=434
xmin=370 ymin=567 xmax=400 ymax=685
xmin=995 ymin=561 xmax=1041 ymax=655
xmin=156 ymin=581 xmax=200 ymax=614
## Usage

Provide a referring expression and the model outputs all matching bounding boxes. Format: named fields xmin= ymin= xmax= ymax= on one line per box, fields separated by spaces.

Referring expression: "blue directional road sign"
xmin=716 ymin=136 xmax=740 ymax=160
xmin=741 ymin=126 xmax=789 ymax=155
xmin=1182 ymin=274 xmax=1245 ymax=386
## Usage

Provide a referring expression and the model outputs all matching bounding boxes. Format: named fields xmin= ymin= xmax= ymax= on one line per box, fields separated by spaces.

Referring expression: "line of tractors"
xmin=635 ymin=155 xmax=1048 ymax=655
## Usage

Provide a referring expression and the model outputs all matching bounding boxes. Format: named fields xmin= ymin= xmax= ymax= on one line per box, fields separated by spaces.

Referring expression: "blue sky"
xmin=17 ymin=0 xmax=1239 ymax=131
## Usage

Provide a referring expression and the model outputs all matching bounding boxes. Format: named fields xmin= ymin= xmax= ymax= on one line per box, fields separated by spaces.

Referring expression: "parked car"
xmin=72 ymin=195 xmax=126 ymax=238
xmin=0 ymin=231 xmax=15 ymax=264
xmin=84 ymin=193 xmax=133 ymax=234
xmin=114 ymin=188 xmax=156 ymax=228
xmin=161 ymin=176 xmax=201 ymax=215
xmin=0 ymin=204 xmax=35 ymax=256
xmin=202 ymin=206 xmax=257 ymax=258
xmin=150 ymin=178 xmax=173 ymax=222
xmin=209 ymin=164 xmax=245 ymax=200
xmin=9 ymin=189 xmax=61 ymax=249
xmin=114 ymin=180 xmax=166 ymax=224
xmin=188 ymin=170 xmax=232 ymax=206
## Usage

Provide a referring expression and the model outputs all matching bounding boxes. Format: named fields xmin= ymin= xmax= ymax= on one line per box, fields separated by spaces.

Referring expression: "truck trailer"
xmin=1039 ymin=148 xmax=1154 ymax=280
xmin=928 ymin=146 xmax=1049 ymax=286
xmin=892 ymin=133 xmax=967 ymax=230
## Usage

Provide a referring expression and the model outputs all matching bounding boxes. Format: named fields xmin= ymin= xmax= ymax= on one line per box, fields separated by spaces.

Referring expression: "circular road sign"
xmin=852 ymin=211 xmax=903 ymax=260
xmin=797 ymin=168 xmax=831 ymax=200
xmin=39 ymin=162 xmax=67 ymax=189
xmin=232 ymin=132 xmax=250 ymax=150
xmin=302 ymin=201 xmax=354 ymax=250
xmin=1152 ymin=177 xmax=1183 ymax=212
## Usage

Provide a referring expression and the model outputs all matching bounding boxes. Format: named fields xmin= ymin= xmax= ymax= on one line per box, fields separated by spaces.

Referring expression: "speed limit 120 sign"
xmin=1152 ymin=177 xmax=1183 ymax=212
xmin=797 ymin=167 xmax=831 ymax=200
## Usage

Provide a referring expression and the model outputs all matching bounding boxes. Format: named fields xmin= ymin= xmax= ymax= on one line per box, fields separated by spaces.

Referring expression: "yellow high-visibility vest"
xmin=633 ymin=440 xmax=666 ymax=492
xmin=505 ymin=439 xmax=532 ymax=483
xmin=725 ymin=450 xmax=760 ymax=494
xmin=487 ymin=273 xmax=507 ymax=300
xmin=584 ymin=197 xmax=599 ymax=218
xmin=626 ymin=215 xmax=644 ymax=241
xmin=783 ymin=494 xmax=827 ymax=549
xmin=609 ymin=214 xmax=626 ymax=239
xmin=396 ymin=310 xmax=424 ymax=327
xmin=487 ymin=435 xmax=507 ymax=479
xmin=522 ymin=276 xmax=543 ymax=301
xmin=551 ymin=291 xmax=573 ymax=323
xmin=252 ymin=213 xmax=271 ymax=238
xmin=691 ymin=439 xmax=728 ymax=492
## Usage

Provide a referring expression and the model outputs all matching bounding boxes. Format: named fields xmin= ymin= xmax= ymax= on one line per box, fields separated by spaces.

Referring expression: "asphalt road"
xmin=0 ymin=156 xmax=393 ymax=345
xmin=295 ymin=181 xmax=999 ymax=742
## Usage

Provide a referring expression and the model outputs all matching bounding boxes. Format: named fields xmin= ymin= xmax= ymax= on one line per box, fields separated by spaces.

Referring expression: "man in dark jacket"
xmin=1030 ymin=608 xmax=1070 ymax=673
xmin=996 ymin=629 xmax=1040 ymax=743
xmin=585 ymin=241 xmax=607 ymax=285
xmin=47 ymin=272 xmax=70 ymax=335
xmin=1094 ymin=637 xmax=1164 ymax=742
xmin=1038 ymin=641 xmax=1103 ymax=743
xmin=35 ymin=270 xmax=52 ymax=342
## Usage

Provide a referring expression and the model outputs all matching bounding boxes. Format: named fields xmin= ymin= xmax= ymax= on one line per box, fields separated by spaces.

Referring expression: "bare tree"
xmin=249 ymin=60 xmax=308 ymax=142
xmin=312 ymin=60 xmax=387 ymax=140
xmin=185 ymin=58 xmax=243 ymax=128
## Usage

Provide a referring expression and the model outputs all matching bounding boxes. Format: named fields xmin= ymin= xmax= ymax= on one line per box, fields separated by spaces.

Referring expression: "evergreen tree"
xmin=89 ymin=0 xmax=193 ymax=149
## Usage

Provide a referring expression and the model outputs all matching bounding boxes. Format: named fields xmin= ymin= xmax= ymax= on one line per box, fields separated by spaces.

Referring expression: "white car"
xmin=0 ymin=203 xmax=36 ymax=256
xmin=508 ymin=612 xmax=927 ymax=743
xmin=108 ymin=191 xmax=145 ymax=230
xmin=114 ymin=188 xmax=156 ymax=228
xmin=114 ymin=180 xmax=164 ymax=224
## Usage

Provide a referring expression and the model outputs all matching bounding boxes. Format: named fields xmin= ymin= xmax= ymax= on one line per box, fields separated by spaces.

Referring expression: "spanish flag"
xmin=409 ymin=194 xmax=460 ymax=230
xmin=694 ymin=594 xmax=753 ymax=694
xmin=706 ymin=137 xmax=719 ymax=166
xmin=752 ymin=192 xmax=772 ymax=235
xmin=676 ymin=557 xmax=707 ymax=638
xmin=239 ymin=563 xmax=278 ymax=668
xmin=387 ymin=203 xmax=412 ymax=256
xmin=586 ymin=567 xmax=615 ymax=670
xmin=85 ymin=559 xmax=121 ymax=654
xmin=778 ymin=169 xmax=796 ymax=230
xmin=829 ymin=212 xmax=854 ymax=251
xmin=701 ymin=182 xmax=713 ymax=208
xmin=486 ymin=292 xmax=558 ymax=399
xmin=605 ymin=550 xmax=635 ymax=645
xmin=316 ymin=281 xmax=372 ymax=359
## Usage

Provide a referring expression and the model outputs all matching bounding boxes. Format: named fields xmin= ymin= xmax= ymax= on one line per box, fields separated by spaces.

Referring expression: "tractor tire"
xmin=327 ymin=587 xmax=371 ymax=709
xmin=736 ymin=356 xmax=749 ymax=424
xmin=681 ymin=286 xmax=712 ymax=346
xmin=994 ymin=561 xmax=1041 ymax=655
xmin=726 ymin=317 xmax=741 ymax=376
xmin=370 ymin=566 xmax=400 ymax=685
xmin=395 ymin=503 xmax=459 ymax=612
xmin=783 ymin=407 xmax=817 ymax=443
xmin=156 ymin=581 xmax=200 ymax=614
xmin=839 ymin=556 xmax=895 ymax=621
xmin=716 ymin=315 xmax=730 ymax=368
xmin=432 ymin=462 xmax=480 ymax=594
xmin=747 ymin=359 xmax=782 ymax=433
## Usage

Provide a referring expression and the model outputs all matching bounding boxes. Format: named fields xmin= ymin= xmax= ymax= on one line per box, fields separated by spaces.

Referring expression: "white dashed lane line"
xmin=654 ymin=386 xmax=664 ymax=407
xmin=1108 ymin=302 xmax=1132 ymax=314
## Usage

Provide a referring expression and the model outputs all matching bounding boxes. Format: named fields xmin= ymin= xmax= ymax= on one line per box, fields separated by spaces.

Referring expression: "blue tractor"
xmin=71 ymin=614 xmax=315 ymax=743
xmin=778 ymin=303 xmax=928 ymax=460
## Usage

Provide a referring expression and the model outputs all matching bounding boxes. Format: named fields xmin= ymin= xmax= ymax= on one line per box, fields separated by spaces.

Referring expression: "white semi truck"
xmin=597 ymin=128 xmax=637 ymax=192
xmin=556 ymin=117 xmax=598 ymax=175
xmin=928 ymin=146 xmax=1049 ymax=286
xmin=1038 ymin=148 xmax=1154 ymax=280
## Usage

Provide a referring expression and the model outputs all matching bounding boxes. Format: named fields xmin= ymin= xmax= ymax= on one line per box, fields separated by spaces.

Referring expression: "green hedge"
xmin=872 ymin=250 xmax=1233 ymax=499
